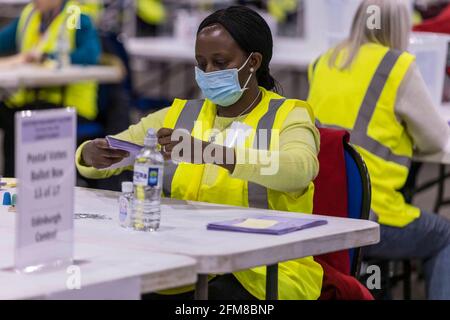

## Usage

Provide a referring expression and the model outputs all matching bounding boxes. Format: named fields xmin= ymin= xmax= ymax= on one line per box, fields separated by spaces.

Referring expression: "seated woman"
xmin=0 ymin=0 xmax=101 ymax=177
xmin=308 ymin=0 xmax=450 ymax=299
xmin=76 ymin=6 xmax=323 ymax=300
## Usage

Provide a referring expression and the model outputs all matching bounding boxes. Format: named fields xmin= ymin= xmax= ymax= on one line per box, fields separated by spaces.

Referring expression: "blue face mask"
xmin=195 ymin=53 xmax=254 ymax=107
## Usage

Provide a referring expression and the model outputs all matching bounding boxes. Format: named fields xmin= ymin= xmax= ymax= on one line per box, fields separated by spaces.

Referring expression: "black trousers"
xmin=142 ymin=274 xmax=257 ymax=300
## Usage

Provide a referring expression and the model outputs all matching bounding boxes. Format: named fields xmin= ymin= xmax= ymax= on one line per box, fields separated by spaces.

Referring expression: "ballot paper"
xmin=207 ymin=215 xmax=328 ymax=235
xmin=104 ymin=136 xmax=143 ymax=170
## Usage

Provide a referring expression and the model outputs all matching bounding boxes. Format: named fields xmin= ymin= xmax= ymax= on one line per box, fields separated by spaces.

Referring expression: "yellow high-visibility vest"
xmin=79 ymin=0 xmax=103 ymax=23
xmin=8 ymin=1 xmax=98 ymax=120
xmin=160 ymin=87 xmax=323 ymax=300
xmin=137 ymin=0 xmax=166 ymax=25
xmin=308 ymin=43 xmax=420 ymax=228
xmin=413 ymin=10 xmax=423 ymax=26
xmin=268 ymin=0 xmax=298 ymax=23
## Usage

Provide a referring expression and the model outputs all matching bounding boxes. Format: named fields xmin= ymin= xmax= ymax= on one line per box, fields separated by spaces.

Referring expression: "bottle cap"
xmin=122 ymin=182 xmax=133 ymax=193
xmin=144 ymin=128 xmax=158 ymax=147
xmin=2 ymin=192 xmax=12 ymax=206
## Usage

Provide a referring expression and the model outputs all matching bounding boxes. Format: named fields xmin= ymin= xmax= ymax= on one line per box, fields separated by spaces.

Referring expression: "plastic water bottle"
xmin=118 ymin=182 xmax=133 ymax=228
xmin=56 ymin=29 xmax=71 ymax=69
xmin=132 ymin=129 xmax=164 ymax=232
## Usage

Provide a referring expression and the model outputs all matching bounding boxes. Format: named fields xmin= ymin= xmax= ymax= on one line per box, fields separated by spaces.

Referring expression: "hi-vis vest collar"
xmin=16 ymin=1 xmax=76 ymax=53
xmin=314 ymin=49 xmax=411 ymax=168
xmin=162 ymin=98 xmax=288 ymax=209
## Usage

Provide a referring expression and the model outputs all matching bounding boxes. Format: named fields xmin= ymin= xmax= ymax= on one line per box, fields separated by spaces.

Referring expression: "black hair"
xmin=197 ymin=6 xmax=281 ymax=93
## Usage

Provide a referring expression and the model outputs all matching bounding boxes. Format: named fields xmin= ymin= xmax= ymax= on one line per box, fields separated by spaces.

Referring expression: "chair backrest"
xmin=343 ymin=142 xmax=372 ymax=277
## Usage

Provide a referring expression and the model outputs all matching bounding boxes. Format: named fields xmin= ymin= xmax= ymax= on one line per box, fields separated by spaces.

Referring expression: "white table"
xmin=0 ymin=64 xmax=123 ymax=89
xmin=73 ymin=187 xmax=379 ymax=300
xmin=126 ymin=37 xmax=322 ymax=71
xmin=0 ymin=206 xmax=197 ymax=300
xmin=0 ymin=0 xmax=29 ymax=4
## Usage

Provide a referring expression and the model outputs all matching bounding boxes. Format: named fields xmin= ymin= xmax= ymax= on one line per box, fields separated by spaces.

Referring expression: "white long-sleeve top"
xmin=395 ymin=61 xmax=450 ymax=154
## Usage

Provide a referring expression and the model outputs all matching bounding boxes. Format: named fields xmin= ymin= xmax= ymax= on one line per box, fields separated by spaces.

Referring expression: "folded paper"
xmin=207 ymin=215 xmax=328 ymax=235
xmin=104 ymin=136 xmax=144 ymax=170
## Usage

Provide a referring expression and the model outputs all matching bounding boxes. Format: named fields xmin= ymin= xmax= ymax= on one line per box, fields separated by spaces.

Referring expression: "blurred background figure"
xmin=308 ymin=0 xmax=450 ymax=300
xmin=0 ymin=0 xmax=101 ymax=177
xmin=415 ymin=0 xmax=449 ymax=21
xmin=413 ymin=0 xmax=450 ymax=102
xmin=136 ymin=0 xmax=167 ymax=36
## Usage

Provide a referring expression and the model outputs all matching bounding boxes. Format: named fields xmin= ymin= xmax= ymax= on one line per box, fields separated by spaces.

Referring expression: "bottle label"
xmin=133 ymin=164 xmax=149 ymax=186
xmin=148 ymin=168 xmax=159 ymax=187
xmin=134 ymin=164 xmax=163 ymax=187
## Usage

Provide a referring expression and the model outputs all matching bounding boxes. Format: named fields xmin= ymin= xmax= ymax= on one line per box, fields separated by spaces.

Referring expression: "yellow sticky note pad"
xmin=2 ymin=178 xmax=17 ymax=188
xmin=235 ymin=218 xmax=278 ymax=229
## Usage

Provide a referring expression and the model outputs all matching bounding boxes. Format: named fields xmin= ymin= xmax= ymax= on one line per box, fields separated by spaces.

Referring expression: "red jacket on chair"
xmin=313 ymin=128 xmax=374 ymax=300
xmin=413 ymin=4 xmax=450 ymax=35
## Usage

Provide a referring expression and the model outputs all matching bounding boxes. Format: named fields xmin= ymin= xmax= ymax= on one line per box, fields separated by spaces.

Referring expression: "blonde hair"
xmin=329 ymin=0 xmax=411 ymax=70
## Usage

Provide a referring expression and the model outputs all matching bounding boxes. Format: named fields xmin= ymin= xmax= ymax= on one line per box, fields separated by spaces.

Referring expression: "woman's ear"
xmin=250 ymin=52 xmax=263 ymax=73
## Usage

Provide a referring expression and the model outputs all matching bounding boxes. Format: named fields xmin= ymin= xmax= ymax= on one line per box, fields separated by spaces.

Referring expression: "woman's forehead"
xmin=196 ymin=24 xmax=243 ymax=56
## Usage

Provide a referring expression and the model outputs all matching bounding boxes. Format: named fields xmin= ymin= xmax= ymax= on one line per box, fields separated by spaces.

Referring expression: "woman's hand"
xmin=157 ymin=128 xmax=205 ymax=163
xmin=23 ymin=51 xmax=44 ymax=64
xmin=157 ymin=128 xmax=236 ymax=172
xmin=0 ymin=54 xmax=26 ymax=68
xmin=81 ymin=138 xmax=130 ymax=169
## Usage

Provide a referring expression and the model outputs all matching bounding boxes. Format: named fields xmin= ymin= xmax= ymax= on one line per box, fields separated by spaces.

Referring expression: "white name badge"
xmin=224 ymin=122 xmax=253 ymax=148
xmin=14 ymin=109 xmax=76 ymax=273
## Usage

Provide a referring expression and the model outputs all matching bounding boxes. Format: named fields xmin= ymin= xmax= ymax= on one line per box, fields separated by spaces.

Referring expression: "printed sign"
xmin=14 ymin=109 xmax=76 ymax=272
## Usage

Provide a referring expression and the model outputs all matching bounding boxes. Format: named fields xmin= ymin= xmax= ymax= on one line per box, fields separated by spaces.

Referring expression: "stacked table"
xmin=0 ymin=64 xmax=123 ymax=89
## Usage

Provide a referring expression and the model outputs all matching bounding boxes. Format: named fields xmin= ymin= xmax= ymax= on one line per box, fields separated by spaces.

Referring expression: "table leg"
xmin=266 ymin=264 xmax=279 ymax=300
xmin=434 ymin=164 xmax=446 ymax=214
xmin=403 ymin=260 xmax=412 ymax=300
xmin=195 ymin=274 xmax=209 ymax=300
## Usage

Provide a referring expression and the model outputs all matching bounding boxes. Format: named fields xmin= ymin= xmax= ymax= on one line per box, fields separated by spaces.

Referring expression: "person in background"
xmin=0 ymin=0 xmax=101 ymax=177
xmin=136 ymin=0 xmax=166 ymax=37
xmin=267 ymin=0 xmax=298 ymax=23
xmin=79 ymin=0 xmax=103 ymax=23
xmin=308 ymin=0 xmax=450 ymax=299
xmin=76 ymin=6 xmax=324 ymax=300
xmin=415 ymin=0 xmax=449 ymax=21
xmin=414 ymin=1 xmax=450 ymax=33
xmin=413 ymin=0 xmax=450 ymax=102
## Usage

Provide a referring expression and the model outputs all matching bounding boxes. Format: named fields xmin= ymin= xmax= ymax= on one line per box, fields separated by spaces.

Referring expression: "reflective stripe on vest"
xmin=163 ymin=99 xmax=205 ymax=198
xmin=316 ymin=50 xmax=411 ymax=168
xmin=16 ymin=7 xmax=36 ymax=51
xmin=163 ymin=98 xmax=287 ymax=209
xmin=248 ymin=99 xmax=286 ymax=209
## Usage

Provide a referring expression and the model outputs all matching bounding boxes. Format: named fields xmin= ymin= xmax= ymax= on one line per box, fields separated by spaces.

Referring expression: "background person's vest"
xmin=79 ymin=0 xmax=103 ymax=23
xmin=308 ymin=43 xmax=419 ymax=228
xmin=161 ymin=88 xmax=323 ymax=300
xmin=137 ymin=0 xmax=166 ymax=25
xmin=268 ymin=0 xmax=298 ymax=23
xmin=7 ymin=1 xmax=98 ymax=121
